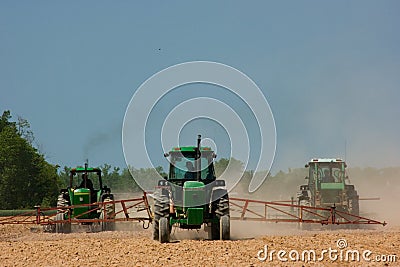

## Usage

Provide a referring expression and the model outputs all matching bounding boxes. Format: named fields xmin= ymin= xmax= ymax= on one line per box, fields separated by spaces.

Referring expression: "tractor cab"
xmin=297 ymin=158 xmax=359 ymax=219
xmin=69 ymin=164 xmax=109 ymax=205
xmin=305 ymin=158 xmax=347 ymax=191
xmin=305 ymin=158 xmax=347 ymax=206
xmin=153 ymin=135 xmax=230 ymax=243
xmin=55 ymin=163 xmax=115 ymax=233
xmin=167 ymin=147 xmax=216 ymax=185
xmin=163 ymin=135 xmax=217 ymax=207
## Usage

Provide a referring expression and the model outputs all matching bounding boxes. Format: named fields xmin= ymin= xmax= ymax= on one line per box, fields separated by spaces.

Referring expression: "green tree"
xmin=58 ymin=166 xmax=71 ymax=188
xmin=0 ymin=110 xmax=59 ymax=209
xmin=101 ymin=164 xmax=123 ymax=190
xmin=16 ymin=115 xmax=34 ymax=145
xmin=214 ymin=157 xmax=244 ymax=177
xmin=128 ymin=166 xmax=166 ymax=192
xmin=0 ymin=111 xmax=15 ymax=132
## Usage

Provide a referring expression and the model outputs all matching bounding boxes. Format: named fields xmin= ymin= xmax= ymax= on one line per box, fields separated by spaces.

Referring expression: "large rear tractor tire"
xmin=55 ymin=212 xmax=71 ymax=233
xmin=55 ymin=192 xmax=71 ymax=234
xmin=298 ymin=199 xmax=311 ymax=231
xmin=159 ymin=217 xmax=170 ymax=243
xmin=210 ymin=221 xmax=219 ymax=240
xmin=346 ymin=189 xmax=360 ymax=229
xmin=100 ymin=197 xmax=115 ymax=231
xmin=57 ymin=192 xmax=69 ymax=208
xmin=348 ymin=191 xmax=359 ymax=217
xmin=209 ymin=190 xmax=230 ymax=240
xmin=153 ymin=190 xmax=170 ymax=241
xmin=215 ymin=193 xmax=230 ymax=218
xmin=220 ymin=215 xmax=230 ymax=240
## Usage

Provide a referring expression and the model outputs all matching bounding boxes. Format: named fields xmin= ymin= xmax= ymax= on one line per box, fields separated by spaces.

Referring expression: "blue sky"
xmin=1 ymin=1 xmax=399 ymax=173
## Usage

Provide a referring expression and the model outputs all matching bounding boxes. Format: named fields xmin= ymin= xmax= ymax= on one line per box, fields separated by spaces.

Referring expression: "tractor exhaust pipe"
xmin=197 ymin=135 xmax=201 ymax=158
xmin=196 ymin=135 xmax=201 ymax=182
xmin=84 ymin=160 xmax=88 ymax=188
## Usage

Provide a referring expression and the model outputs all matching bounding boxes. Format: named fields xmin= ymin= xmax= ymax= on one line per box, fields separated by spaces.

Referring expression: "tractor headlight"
xmin=158 ymin=180 xmax=169 ymax=186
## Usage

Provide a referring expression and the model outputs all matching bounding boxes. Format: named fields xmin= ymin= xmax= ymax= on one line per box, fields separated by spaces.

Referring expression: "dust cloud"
xmin=112 ymin=165 xmax=398 ymax=240
xmin=348 ymin=167 xmax=400 ymax=226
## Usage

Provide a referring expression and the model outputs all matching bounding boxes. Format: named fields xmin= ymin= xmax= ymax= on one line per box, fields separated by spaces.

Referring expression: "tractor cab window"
xmin=321 ymin=168 xmax=335 ymax=183
xmin=169 ymin=152 xmax=215 ymax=180
xmin=331 ymin=165 xmax=345 ymax=183
xmin=309 ymin=163 xmax=345 ymax=184
xmin=71 ymin=172 xmax=100 ymax=189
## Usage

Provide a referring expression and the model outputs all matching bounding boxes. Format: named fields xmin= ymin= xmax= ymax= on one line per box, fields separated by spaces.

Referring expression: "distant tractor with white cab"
xmin=297 ymin=158 xmax=359 ymax=217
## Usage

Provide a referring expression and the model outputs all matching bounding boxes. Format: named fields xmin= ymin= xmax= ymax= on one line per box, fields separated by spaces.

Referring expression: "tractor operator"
xmin=184 ymin=161 xmax=196 ymax=180
xmin=79 ymin=173 xmax=94 ymax=190
xmin=322 ymin=169 xmax=334 ymax=183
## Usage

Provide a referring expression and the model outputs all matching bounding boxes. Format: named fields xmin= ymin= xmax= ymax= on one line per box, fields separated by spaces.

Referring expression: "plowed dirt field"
xmin=0 ymin=221 xmax=398 ymax=266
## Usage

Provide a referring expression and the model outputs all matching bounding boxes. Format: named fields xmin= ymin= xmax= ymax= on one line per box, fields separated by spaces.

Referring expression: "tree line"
xmin=0 ymin=111 xmax=59 ymax=209
xmin=1 ymin=110 xmax=398 ymax=209
xmin=0 ymin=110 xmax=169 ymax=208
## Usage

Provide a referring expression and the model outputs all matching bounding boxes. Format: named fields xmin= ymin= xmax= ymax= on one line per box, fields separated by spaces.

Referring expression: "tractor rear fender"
xmin=211 ymin=186 xmax=227 ymax=192
xmin=60 ymin=188 xmax=68 ymax=194
xmin=101 ymin=192 xmax=114 ymax=202
xmin=156 ymin=180 xmax=172 ymax=197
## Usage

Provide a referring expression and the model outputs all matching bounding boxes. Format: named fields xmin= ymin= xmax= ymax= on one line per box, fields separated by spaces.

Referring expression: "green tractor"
xmin=55 ymin=163 xmax=115 ymax=233
xmin=297 ymin=158 xmax=359 ymax=223
xmin=153 ymin=135 xmax=230 ymax=243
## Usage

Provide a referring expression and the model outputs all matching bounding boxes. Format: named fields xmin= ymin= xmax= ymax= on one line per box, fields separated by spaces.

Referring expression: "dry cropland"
xmin=0 ymin=220 xmax=398 ymax=267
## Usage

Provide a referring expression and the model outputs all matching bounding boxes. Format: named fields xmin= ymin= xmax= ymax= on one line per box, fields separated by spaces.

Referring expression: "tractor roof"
xmin=308 ymin=158 xmax=345 ymax=163
xmin=70 ymin=167 xmax=101 ymax=174
xmin=169 ymin=146 xmax=213 ymax=153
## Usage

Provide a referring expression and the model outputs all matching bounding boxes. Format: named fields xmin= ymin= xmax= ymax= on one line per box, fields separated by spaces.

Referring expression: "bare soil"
xmin=0 ymin=222 xmax=398 ymax=266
